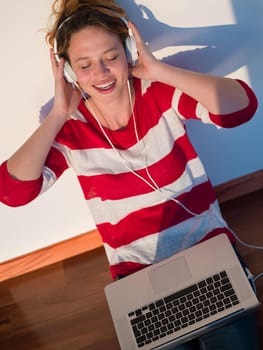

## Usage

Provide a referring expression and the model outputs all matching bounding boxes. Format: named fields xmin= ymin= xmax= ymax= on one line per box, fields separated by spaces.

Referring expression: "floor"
xmin=0 ymin=189 xmax=263 ymax=349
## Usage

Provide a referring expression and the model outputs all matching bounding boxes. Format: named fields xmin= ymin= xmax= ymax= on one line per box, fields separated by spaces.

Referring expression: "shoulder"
xmin=133 ymin=77 xmax=175 ymax=99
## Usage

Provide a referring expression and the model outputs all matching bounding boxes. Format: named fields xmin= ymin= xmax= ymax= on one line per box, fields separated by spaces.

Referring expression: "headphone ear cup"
xmin=64 ymin=61 xmax=77 ymax=84
xmin=125 ymin=36 xmax=138 ymax=66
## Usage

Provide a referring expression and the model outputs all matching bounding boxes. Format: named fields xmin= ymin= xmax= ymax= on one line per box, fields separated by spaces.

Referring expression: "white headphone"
xmin=54 ymin=15 xmax=138 ymax=87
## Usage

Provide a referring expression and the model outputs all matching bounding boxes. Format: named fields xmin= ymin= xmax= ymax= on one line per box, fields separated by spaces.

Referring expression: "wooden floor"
xmin=0 ymin=189 xmax=263 ymax=350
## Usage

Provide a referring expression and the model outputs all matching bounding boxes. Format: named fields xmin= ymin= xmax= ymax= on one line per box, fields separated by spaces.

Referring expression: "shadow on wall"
xmin=39 ymin=0 xmax=262 ymax=184
xmin=117 ymin=0 xmax=262 ymax=76
xmin=116 ymin=0 xmax=263 ymax=185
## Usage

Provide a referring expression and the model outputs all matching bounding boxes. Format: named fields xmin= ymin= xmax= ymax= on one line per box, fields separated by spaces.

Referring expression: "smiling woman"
xmin=0 ymin=0 xmax=258 ymax=297
xmin=48 ymin=1 xmax=136 ymax=130
xmin=0 ymin=0 xmax=260 ymax=348
xmin=68 ymin=25 xmax=131 ymax=129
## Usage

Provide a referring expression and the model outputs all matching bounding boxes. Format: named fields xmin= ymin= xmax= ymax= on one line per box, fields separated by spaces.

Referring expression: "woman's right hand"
xmin=50 ymin=48 xmax=81 ymax=121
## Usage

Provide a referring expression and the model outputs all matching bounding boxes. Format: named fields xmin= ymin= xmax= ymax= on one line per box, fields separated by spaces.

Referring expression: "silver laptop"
xmin=104 ymin=234 xmax=259 ymax=349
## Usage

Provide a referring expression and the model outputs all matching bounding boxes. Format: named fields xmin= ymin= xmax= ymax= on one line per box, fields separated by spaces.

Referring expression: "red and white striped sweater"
xmin=0 ymin=78 xmax=258 ymax=279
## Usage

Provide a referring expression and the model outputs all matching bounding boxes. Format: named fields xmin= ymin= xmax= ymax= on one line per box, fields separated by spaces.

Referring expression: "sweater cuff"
xmin=0 ymin=161 xmax=43 ymax=207
xmin=209 ymin=79 xmax=258 ymax=128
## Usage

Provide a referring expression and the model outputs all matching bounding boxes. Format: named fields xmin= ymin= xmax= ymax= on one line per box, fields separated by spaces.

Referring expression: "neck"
xmin=86 ymin=80 xmax=134 ymax=131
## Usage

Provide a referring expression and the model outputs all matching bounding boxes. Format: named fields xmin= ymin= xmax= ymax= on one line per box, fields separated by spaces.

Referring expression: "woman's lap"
xmin=174 ymin=311 xmax=259 ymax=350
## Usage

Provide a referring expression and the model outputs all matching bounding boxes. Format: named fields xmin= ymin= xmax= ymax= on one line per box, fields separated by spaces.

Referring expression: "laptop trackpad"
xmin=148 ymin=256 xmax=192 ymax=295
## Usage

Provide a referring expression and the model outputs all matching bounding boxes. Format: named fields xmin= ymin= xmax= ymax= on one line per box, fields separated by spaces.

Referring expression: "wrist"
xmin=149 ymin=60 xmax=170 ymax=82
xmin=49 ymin=107 xmax=69 ymax=122
xmin=43 ymin=108 xmax=69 ymax=133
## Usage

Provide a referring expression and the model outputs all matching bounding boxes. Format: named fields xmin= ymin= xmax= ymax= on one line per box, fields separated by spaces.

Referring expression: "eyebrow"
xmin=74 ymin=46 xmax=120 ymax=63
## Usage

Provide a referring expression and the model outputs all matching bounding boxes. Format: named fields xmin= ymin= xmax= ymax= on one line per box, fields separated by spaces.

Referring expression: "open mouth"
xmin=94 ymin=80 xmax=116 ymax=92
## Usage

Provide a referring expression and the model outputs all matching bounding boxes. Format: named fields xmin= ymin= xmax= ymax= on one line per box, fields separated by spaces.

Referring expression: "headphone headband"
xmin=54 ymin=10 xmax=138 ymax=86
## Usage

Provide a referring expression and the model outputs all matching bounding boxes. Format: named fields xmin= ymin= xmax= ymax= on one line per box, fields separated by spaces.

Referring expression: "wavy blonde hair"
xmin=46 ymin=0 xmax=128 ymax=60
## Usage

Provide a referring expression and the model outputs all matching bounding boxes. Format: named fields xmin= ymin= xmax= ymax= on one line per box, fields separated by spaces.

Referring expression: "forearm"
xmin=151 ymin=61 xmax=249 ymax=115
xmin=7 ymin=109 xmax=67 ymax=181
xmin=130 ymin=21 xmax=250 ymax=115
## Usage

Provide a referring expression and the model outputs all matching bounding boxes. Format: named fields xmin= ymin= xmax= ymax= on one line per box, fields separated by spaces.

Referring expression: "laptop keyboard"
xmin=128 ymin=270 xmax=240 ymax=348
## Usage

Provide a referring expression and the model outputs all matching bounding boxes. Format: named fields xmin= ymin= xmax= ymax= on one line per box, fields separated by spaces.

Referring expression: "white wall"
xmin=0 ymin=0 xmax=262 ymax=262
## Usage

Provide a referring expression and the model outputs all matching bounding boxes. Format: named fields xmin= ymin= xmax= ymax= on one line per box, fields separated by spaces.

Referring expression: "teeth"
xmin=95 ymin=81 xmax=114 ymax=90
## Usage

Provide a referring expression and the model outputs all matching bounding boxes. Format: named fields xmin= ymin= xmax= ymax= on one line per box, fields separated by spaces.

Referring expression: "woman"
xmin=0 ymin=0 xmax=259 ymax=348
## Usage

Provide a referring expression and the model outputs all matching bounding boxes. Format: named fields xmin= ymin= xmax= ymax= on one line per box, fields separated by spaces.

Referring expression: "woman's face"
xmin=68 ymin=25 xmax=129 ymax=103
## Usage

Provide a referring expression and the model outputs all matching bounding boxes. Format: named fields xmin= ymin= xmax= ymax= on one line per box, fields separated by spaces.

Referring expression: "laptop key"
xmin=128 ymin=270 xmax=241 ymax=346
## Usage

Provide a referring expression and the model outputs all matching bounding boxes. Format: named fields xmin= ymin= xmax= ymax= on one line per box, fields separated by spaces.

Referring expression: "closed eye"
xmin=105 ymin=54 xmax=119 ymax=62
xmin=81 ymin=64 xmax=91 ymax=70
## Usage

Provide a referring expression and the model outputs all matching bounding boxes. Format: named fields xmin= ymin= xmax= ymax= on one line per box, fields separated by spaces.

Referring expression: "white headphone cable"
xmin=83 ymin=83 xmax=160 ymax=192
xmin=83 ymin=81 xmax=263 ymax=283
xmin=84 ymin=80 xmax=206 ymax=217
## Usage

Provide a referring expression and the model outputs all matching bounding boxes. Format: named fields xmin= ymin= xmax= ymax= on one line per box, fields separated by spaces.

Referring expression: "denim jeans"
xmin=173 ymin=311 xmax=259 ymax=349
xmin=173 ymin=246 xmax=260 ymax=350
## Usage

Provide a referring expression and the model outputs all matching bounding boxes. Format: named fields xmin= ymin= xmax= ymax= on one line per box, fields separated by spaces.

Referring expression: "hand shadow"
xmin=117 ymin=0 xmax=259 ymax=76
xmin=115 ymin=0 xmax=262 ymax=186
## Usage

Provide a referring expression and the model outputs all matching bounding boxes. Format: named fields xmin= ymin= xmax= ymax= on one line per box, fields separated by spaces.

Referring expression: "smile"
xmin=94 ymin=80 xmax=115 ymax=91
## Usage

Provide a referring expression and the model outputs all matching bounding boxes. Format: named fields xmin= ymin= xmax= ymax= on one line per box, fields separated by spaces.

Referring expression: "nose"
xmin=94 ymin=60 xmax=110 ymax=78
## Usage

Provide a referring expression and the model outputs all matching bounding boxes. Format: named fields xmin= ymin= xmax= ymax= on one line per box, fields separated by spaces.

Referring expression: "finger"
xmin=50 ymin=48 xmax=58 ymax=76
xmin=50 ymin=48 xmax=57 ymax=67
xmin=50 ymin=48 xmax=65 ymax=80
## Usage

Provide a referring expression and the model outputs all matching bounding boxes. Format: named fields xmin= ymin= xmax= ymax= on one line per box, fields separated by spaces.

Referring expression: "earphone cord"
xmin=128 ymin=81 xmax=211 ymax=218
xmin=85 ymin=96 xmax=160 ymax=192
xmin=83 ymin=82 xmax=263 ymax=284
xmin=85 ymin=82 xmax=206 ymax=217
xmin=228 ymin=227 xmax=263 ymax=286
